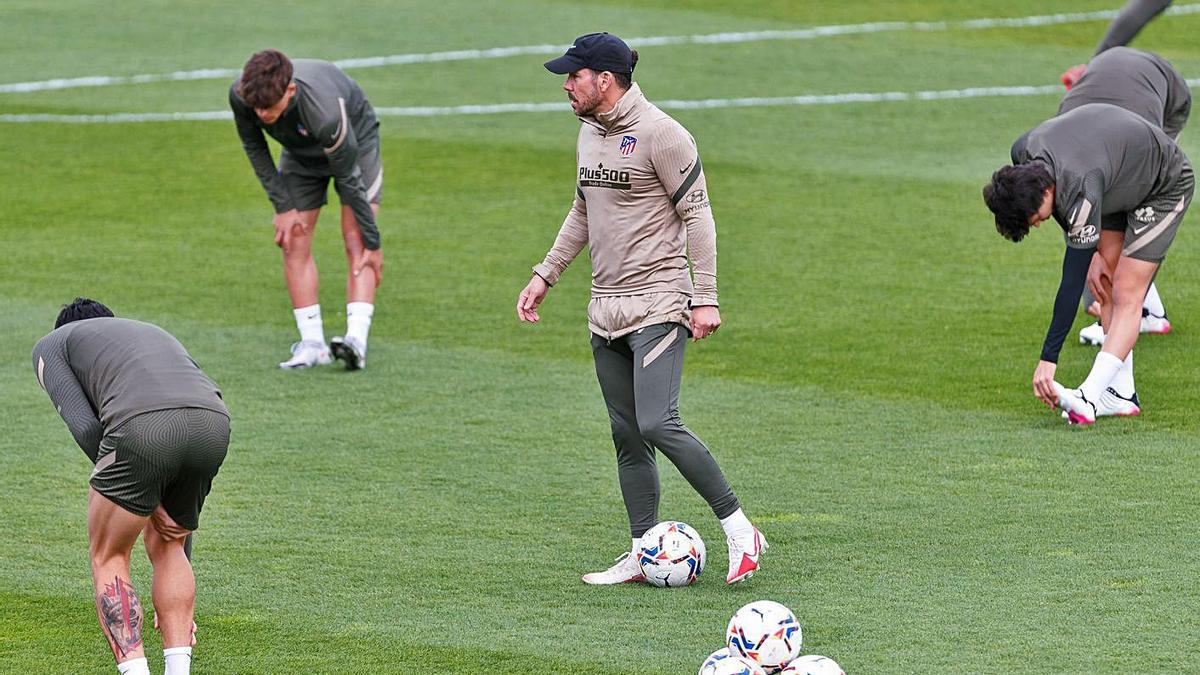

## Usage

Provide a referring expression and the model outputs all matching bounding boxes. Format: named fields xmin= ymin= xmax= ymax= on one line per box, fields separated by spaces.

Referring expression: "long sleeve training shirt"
xmin=533 ymin=83 xmax=719 ymax=339
xmin=33 ymin=318 xmax=228 ymax=462
xmin=1010 ymin=104 xmax=1187 ymax=362
xmin=230 ymin=59 xmax=382 ymax=249
xmin=1059 ymin=47 xmax=1190 ymax=139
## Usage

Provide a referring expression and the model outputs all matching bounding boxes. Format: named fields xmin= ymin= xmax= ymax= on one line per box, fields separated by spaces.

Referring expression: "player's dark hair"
xmin=55 ymin=297 xmax=114 ymax=328
xmin=238 ymin=49 xmax=294 ymax=109
xmin=613 ymin=50 xmax=638 ymax=89
xmin=982 ymin=163 xmax=1055 ymax=242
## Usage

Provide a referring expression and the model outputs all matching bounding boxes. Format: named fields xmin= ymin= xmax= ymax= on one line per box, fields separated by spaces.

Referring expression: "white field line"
xmin=16 ymin=79 xmax=1200 ymax=123
xmin=3 ymin=4 xmax=1200 ymax=95
xmin=0 ymin=83 xmax=1111 ymax=123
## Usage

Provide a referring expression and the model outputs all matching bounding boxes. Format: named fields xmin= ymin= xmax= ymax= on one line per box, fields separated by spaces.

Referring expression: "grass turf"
xmin=3 ymin=1 xmax=1200 ymax=672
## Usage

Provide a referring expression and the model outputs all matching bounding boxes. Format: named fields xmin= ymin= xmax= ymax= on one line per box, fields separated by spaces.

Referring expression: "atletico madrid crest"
xmin=620 ymin=135 xmax=637 ymax=156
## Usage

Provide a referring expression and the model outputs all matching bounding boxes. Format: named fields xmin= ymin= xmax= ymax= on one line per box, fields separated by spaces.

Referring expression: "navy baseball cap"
xmin=544 ymin=32 xmax=633 ymax=75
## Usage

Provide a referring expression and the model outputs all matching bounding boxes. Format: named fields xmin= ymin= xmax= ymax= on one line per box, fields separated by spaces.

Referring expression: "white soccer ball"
xmin=780 ymin=654 xmax=844 ymax=675
xmin=637 ymin=520 xmax=705 ymax=587
xmin=699 ymin=648 xmax=768 ymax=675
xmin=725 ymin=600 xmax=803 ymax=674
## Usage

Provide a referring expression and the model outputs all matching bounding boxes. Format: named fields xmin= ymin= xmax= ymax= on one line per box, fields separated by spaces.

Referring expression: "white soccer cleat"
xmin=1095 ymin=387 xmax=1141 ymax=417
xmin=1052 ymin=381 xmax=1097 ymax=425
xmin=581 ymin=551 xmax=645 ymax=585
xmin=1141 ymin=313 xmax=1171 ymax=335
xmin=1078 ymin=322 xmax=1105 ymax=346
xmin=279 ymin=340 xmax=332 ymax=369
xmin=330 ymin=335 xmax=366 ymax=371
xmin=726 ymin=527 xmax=768 ymax=584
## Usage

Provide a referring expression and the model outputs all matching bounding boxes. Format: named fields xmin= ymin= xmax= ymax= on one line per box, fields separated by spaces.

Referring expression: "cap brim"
xmin=544 ymin=54 xmax=587 ymax=74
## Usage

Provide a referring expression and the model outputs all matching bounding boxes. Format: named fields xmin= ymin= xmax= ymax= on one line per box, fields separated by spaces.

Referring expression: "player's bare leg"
xmin=87 ymin=489 xmax=151 ymax=674
xmin=1058 ymin=233 xmax=1151 ymax=423
xmin=279 ymin=209 xmax=331 ymax=368
xmin=144 ymin=507 xmax=195 ymax=674
xmin=281 ymin=208 xmax=322 ymax=308
xmin=331 ymin=204 xmax=379 ymax=370
xmin=144 ymin=513 xmax=194 ymax=646
xmin=1103 ymin=255 xmax=1159 ymax=360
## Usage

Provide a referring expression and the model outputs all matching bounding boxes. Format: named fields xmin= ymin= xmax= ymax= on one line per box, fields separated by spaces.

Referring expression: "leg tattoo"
xmin=98 ymin=576 xmax=143 ymax=659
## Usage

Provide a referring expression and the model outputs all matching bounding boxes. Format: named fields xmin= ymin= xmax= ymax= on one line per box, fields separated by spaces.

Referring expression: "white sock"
xmin=1143 ymin=282 xmax=1165 ymax=317
xmin=293 ymin=304 xmax=325 ymax=345
xmin=346 ymin=302 xmax=374 ymax=350
xmin=1109 ymin=350 xmax=1135 ymax=397
xmin=719 ymin=508 xmax=754 ymax=541
xmin=117 ymin=657 xmax=150 ymax=675
xmin=1080 ymin=351 xmax=1124 ymax=402
xmin=631 ymin=537 xmax=640 ymax=554
xmin=164 ymin=646 xmax=192 ymax=675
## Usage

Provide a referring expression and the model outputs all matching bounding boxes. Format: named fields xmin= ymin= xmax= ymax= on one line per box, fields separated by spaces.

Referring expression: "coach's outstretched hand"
xmin=1032 ymin=360 xmax=1058 ymax=408
xmin=691 ymin=305 xmax=721 ymax=341
xmin=517 ymin=275 xmax=549 ymax=323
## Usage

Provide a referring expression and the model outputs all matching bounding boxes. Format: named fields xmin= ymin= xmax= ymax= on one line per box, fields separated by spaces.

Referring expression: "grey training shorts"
xmin=1101 ymin=160 xmax=1194 ymax=262
xmin=278 ymin=136 xmax=383 ymax=212
xmin=91 ymin=408 xmax=230 ymax=531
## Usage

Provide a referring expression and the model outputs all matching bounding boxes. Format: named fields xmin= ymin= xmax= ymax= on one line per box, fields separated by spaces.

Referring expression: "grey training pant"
xmin=591 ymin=322 xmax=739 ymax=539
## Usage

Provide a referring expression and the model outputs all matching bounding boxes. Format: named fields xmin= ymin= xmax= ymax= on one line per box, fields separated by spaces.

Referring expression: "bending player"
xmin=1060 ymin=0 xmax=1177 ymax=337
xmin=32 ymin=299 xmax=230 ymax=675
xmin=1056 ymin=47 xmax=1190 ymax=345
xmin=983 ymin=104 xmax=1193 ymax=424
xmin=230 ymin=50 xmax=383 ymax=370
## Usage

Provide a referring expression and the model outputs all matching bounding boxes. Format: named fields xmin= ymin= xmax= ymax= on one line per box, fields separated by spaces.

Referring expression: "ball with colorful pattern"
xmin=637 ymin=520 xmax=706 ymax=587
xmin=725 ymin=600 xmax=803 ymax=674
xmin=780 ymin=654 xmax=844 ymax=675
xmin=699 ymin=648 xmax=768 ymax=675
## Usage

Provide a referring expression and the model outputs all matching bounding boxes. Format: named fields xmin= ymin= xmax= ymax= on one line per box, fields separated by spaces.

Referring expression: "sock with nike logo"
xmin=293 ymin=304 xmax=325 ymax=345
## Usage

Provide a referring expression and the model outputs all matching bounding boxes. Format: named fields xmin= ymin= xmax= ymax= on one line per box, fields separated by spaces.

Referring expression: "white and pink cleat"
xmin=581 ymin=551 xmax=645 ymax=585
xmin=726 ymin=528 xmax=768 ymax=584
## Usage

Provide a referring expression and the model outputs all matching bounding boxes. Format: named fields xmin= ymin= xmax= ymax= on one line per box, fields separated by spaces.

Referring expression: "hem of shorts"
xmin=1122 ymin=248 xmax=1167 ymax=263
xmin=588 ymin=315 xmax=689 ymax=341
xmin=87 ymin=483 xmax=155 ymax=518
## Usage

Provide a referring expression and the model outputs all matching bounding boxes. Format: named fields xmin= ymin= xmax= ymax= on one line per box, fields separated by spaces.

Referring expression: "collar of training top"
xmin=582 ymin=82 xmax=644 ymax=132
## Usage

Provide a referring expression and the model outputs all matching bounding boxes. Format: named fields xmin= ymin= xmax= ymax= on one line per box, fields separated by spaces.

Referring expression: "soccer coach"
xmin=516 ymin=33 xmax=766 ymax=585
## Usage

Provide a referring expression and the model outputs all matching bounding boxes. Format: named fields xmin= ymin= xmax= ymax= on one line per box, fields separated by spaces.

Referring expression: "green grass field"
xmin=3 ymin=1 xmax=1200 ymax=672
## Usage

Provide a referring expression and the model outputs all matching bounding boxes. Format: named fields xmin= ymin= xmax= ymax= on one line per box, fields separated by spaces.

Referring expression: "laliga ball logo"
xmin=780 ymin=655 xmax=845 ymax=675
xmin=637 ymin=521 xmax=706 ymax=587
xmin=726 ymin=600 xmax=802 ymax=674
xmin=698 ymin=648 xmax=767 ymax=675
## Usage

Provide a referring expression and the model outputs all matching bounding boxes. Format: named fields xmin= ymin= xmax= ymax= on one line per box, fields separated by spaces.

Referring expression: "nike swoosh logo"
xmin=679 ymin=161 xmax=694 ymax=175
xmin=1133 ymin=224 xmax=1152 ymax=235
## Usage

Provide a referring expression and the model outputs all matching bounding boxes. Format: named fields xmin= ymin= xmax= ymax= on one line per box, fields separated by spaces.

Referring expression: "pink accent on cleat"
xmin=1066 ymin=410 xmax=1096 ymax=426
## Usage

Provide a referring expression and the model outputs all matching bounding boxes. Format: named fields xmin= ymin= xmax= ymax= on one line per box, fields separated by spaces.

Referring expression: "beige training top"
xmin=533 ymin=83 xmax=718 ymax=340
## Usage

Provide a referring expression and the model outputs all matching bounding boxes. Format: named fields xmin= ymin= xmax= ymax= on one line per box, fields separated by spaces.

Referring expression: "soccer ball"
xmin=637 ymin=520 xmax=705 ymax=587
xmin=780 ymin=655 xmax=844 ymax=675
xmin=699 ymin=648 xmax=767 ymax=675
xmin=726 ymin=600 xmax=802 ymax=673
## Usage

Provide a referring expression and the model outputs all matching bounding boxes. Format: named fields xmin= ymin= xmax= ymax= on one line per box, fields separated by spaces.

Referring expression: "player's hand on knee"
xmin=690 ymin=305 xmax=721 ymax=341
xmin=273 ymin=209 xmax=303 ymax=250
xmin=354 ymin=248 xmax=383 ymax=286
xmin=1032 ymin=360 xmax=1058 ymax=408
xmin=1087 ymin=254 xmax=1112 ymax=306
xmin=517 ymin=275 xmax=549 ymax=323
xmin=150 ymin=505 xmax=191 ymax=541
